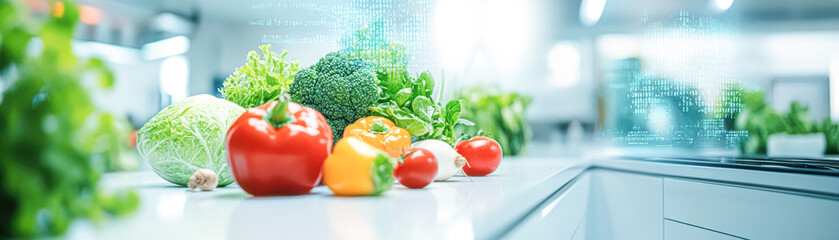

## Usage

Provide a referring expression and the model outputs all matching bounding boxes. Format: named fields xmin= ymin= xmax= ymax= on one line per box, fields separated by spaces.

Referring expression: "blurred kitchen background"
xmin=5 ymin=0 xmax=839 ymax=159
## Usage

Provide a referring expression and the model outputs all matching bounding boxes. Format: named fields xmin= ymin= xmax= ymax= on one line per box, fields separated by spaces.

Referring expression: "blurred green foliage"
xmin=735 ymin=86 xmax=820 ymax=154
xmin=455 ymin=86 xmax=532 ymax=156
xmin=0 ymin=0 xmax=138 ymax=237
xmin=819 ymin=119 xmax=839 ymax=154
xmin=712 ymin=83 xmax=745 ymax=131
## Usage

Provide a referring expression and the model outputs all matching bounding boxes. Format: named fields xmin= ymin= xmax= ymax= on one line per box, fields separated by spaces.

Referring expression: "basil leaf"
xmin=394 ymin=88 xmax=412 ymax=107
xmin=388 ymin=108 xmax=432 ymax=136
xmin=412 ymin=96 xmax=435 ymax=122
xmin=456 ymin=118 xmax=475 ymax=126
xmin=419 ymin=70 xmax=435 ymax=98
xmin=369 ymin=101 xmax=399 ymax=116
xmin=410 ymin=76 xmax=426 ymax=100
xmin=445 ymin=99 xmax=463 ymax=126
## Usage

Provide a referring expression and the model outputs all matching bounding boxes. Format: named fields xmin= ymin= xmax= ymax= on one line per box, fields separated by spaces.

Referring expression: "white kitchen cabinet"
xmin=504 ymin=173 xmax=591 ymax=239
xmin=663 ymin=178 xmax=839 ymax=240
xmin=586 ymin=170 xmax=663 ymax=240
xmin=664 ymin=219 xmax=742 ymax=240
xmin=508 ymin=167 xmax=839 ymax=240
xmin=570 ymin=216 xmax=587 ymax=240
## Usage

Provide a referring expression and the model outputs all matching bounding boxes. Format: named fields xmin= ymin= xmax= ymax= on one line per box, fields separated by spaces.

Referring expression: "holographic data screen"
xmin=250 ymin=0 xmax=433 ymax=69
xmin=606 ymin=11 xmax=748 ymax=149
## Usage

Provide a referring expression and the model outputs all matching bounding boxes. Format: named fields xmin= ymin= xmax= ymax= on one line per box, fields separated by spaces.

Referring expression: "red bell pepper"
xmin=225 ymin=93 xmax=333 ymax=196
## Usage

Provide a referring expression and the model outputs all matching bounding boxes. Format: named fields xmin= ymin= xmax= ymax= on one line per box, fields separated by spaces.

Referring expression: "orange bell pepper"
xmin=322 ymin=137 xmax=394 ymax=196
xmin=343 ymin=116 xmax=412 ymax=158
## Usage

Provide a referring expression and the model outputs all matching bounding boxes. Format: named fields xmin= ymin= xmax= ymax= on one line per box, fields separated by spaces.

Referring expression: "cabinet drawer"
xmin=663 ymin=178 xmax=839 ymax=239
xmin=588 ymin=170 xmax=663 ymax=240
xmin=664 ymin=220 xmax=742 ymax=240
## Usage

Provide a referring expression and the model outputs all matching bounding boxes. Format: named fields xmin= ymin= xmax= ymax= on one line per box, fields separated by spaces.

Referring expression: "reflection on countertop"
xmin=65 ymin=158 xmax=584 ymax=240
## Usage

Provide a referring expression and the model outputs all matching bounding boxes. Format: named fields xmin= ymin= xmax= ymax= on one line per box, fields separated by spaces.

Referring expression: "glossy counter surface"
xmin=64 ymin=158 xmax=586 ymax=240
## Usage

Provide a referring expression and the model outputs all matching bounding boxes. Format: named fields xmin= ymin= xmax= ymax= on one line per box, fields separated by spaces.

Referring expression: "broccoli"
xmin=290 ymin=51 xmax=379 ymax=142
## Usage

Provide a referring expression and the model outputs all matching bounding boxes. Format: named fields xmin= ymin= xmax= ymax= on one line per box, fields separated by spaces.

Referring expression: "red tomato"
xmin=456 ymin=136 xmax=503 ymax=176
xmin=394 ymin=148 xmax=438 ymax=189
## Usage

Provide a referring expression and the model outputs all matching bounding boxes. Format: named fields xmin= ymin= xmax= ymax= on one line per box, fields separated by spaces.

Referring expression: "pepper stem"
xmin=266 ymin=92 xmax=295 ymax=129
xmin=369 ymin=121 xmax=390 ymax=134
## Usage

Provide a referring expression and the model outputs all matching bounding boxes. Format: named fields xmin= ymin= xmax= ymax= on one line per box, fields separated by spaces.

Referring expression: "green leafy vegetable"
xmin=337 ymin=20 xmax=468 ymax=145
xmin=137 ymin=95 xmax=244 ymax=186
xmin=394 ymin=88 xmax=412 ymax=106
xmin=454 ymin=86 xmax=532 ymax=156
xmin=445 ymin=99 xmax=462 ymax=126
xmin=219 ymin=45 xmax=299 ymax=108
xmin=412 ymin=96 xmax=435 ymax=122
xmin=369 ymin=70 xmax=467 ymax=145
xmin=0 ymin=1 xmax=138 ymax=237
xmin=390 ymin=108 xmax=433 ymax=136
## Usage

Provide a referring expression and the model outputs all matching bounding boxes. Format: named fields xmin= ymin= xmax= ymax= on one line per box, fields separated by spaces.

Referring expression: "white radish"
xmin=412 ymin=139 xmax=468 ymax=181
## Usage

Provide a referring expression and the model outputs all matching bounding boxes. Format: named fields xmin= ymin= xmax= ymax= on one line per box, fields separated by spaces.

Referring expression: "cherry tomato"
xmin=394 ymin=148 xmax=438 ymax=189
xmin=456 ymin=136 xmax=502 ymax=176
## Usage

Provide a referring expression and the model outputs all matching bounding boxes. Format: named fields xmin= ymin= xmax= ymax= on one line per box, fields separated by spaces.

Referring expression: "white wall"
xmin=186 ymin=19 xmax=341 ymax=96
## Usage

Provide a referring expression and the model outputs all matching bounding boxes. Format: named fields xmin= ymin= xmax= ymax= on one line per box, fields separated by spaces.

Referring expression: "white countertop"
xmin=64 ymin=158 xmax=587 ymax=240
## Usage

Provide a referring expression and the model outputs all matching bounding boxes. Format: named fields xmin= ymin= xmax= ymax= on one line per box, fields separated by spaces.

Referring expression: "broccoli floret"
xmin=290 ymin=52 xmax=379 ymax=142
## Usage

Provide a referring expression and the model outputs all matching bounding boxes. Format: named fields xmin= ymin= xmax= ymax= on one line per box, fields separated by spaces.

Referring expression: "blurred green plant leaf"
xmin=0 ymin=1 xmax=139 ymax=238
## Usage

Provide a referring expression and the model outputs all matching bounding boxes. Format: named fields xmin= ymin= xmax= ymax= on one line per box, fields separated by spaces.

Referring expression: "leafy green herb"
xmin=412 ymin=96 xmax=435 ymax=122
xmin=369 ymin=70 xmax=468 ymax=145
xmin=445 ymin=99 xmax=462 ymax=126
xmin=394 ymin=88 xmax=412 ymax=106
xmin=338 ymin=20 xmax=468 ymax=145
xmin=219 ymin=45 xmax=299 ymax=109
xmin=0 ymin=1 xmax=138 ymax=237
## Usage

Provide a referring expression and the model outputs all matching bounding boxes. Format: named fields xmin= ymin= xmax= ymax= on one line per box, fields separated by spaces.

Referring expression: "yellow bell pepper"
xmin=323 ymin=137 xmax=394 ymax=196
xmin=343 ymin=116 xmax=412 ymax=158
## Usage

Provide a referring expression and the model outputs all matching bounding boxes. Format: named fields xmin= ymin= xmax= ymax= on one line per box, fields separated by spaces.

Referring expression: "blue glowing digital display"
xmin=606 ymin=11 xmax=749 ymax=149
xmin=249 ymin=0 xmax=432 ymax=68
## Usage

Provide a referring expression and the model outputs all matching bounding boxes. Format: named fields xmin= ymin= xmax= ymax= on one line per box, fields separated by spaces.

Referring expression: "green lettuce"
xmin=219 ymin=45 xmax=299 ymax=109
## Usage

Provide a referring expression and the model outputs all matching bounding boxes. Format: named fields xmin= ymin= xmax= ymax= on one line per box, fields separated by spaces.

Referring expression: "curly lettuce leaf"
xmin=219 ymin=45 xmax=299 ymax=108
